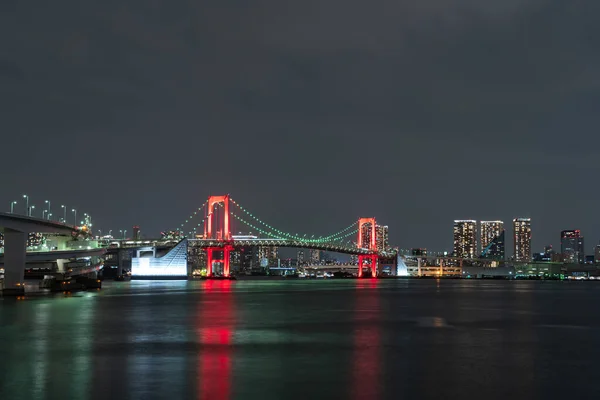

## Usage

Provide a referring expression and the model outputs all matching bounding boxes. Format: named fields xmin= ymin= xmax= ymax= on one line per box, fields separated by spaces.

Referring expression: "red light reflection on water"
xmin=196 ymin=280 xmax=235 ymax=400
xmin=352 ymin=279 xmax=381 ymax=399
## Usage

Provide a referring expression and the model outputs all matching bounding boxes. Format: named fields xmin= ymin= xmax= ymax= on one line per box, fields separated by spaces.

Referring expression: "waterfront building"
xmin=375 ymin=225 xmax=389 ymax=251
xmin=534 ymin=245 xmax=557 ymax=262
xmin=360 ymin=223 xmax=388 ymax=251
xmin=513 ymin=218 xmax=532 ymax=262
xmin=480 ymin=221 xmax=505 ymax=259
xmin=453 ymin=220 xmax=477 ymax=258
xmin=411 ymin=248 xmax=427 ymax=257
xmin=561 ymin=230 xmax=584 ymax=264
xmin=310 ymin=249 xmax=321 ymax=263
xmin=258 ymin=246 xmax=278 ymax=266
xmin=297 ymin=250 xmax=305 ymax=266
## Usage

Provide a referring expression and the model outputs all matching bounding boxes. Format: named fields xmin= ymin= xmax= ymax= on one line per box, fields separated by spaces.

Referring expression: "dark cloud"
xmin=1 ymin=0 xmax=599 ymax=253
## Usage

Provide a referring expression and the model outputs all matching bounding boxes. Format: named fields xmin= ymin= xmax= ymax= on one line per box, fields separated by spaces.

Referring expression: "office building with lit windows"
xmin=561 ymin=230 xmax=584 ymax=264
xmin=310 ymin=249 xmax=321 ymax=263
xmin=480 ymin=221 xmax=505 ymax=260
xmin=360 ymin=223 xmax=389 ymax=251
xmin=513 ymin=218 xmax=532 ymax=262
xmin=375 ymin=225 xmax=389 ymax=251
xmin=453 ymin=220 xmax=477 ymax=258
xmin=297 ymin=250 xmax=305 ymax=266
xmin=258 ymin=246 xmax=278 ymax=266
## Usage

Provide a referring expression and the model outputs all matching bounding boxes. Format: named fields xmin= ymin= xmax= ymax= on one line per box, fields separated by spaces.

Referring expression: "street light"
xmin=10 ymin=201 xmax=17 ymax=213
xmin=119 ymin=229 xmax=123 ymax=239
xmin=45 ymin=200 xmax=51 ymax=219
xmin=29 ymin=205 xmax=35 ymax=217
xmin=23 ymin=194 xmax=28 ymax=215
xmin=61 ymin=205 xmax=66 ymax=223
xmin=72 ymin=209 xmax=77 ymax=225
xmin=124 ymin=230 xmax=127 ymax=239
xmin=42 ymin=209 xmax=47 ymax=219
xmin=83 ymin=213 xmax=92 ymax=227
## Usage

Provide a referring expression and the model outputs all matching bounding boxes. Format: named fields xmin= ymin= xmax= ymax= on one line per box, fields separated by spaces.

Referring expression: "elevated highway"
xmin=0 ymin=213 xmax=81 ymax=294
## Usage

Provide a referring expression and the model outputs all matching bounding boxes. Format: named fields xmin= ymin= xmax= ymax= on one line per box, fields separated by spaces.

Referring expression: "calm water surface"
xmin=1 ymin=279 xmax=600 ymax=400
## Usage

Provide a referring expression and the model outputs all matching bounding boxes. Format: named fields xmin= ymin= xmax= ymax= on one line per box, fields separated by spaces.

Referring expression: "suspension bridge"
xmin=177 ymin=195 xmax=397 ymax=278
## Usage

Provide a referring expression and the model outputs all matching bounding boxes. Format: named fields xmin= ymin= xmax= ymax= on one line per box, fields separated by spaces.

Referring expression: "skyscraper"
xmin=480 ymin=221 xmax=505 ymax=259
xmin=375 ymin=225 xmax=389 ymax=251
xmin=258 ymin=246 xmax=278 ymax=266
xmin=360 ymin=223 xmax=389 ymax=251
xmin=453 ymin=220 xmax=477 ymax=258
xmin=297 ymin=250 xmax=305 ymax=266
xmin=513 ymin=218 xmax=532 ymax=262
xmin=561 ymin=230 xmax=584 ymax=264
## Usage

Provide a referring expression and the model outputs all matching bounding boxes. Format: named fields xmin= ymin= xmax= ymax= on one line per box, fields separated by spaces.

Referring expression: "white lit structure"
xmin=131 ymin=239 xmax=188 ymax=277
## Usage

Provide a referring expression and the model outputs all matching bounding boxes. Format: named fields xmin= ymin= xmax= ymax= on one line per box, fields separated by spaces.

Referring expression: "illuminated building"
xmin=310 ymin=249 xmax=321 ymax=263
xmin=513 ymin=218 xmax=532 ymax=262
xmin=360 ymin=223 xmax=389 ymax=251
xmin=132 ymin=226 xmax=141 ymax=240
xmin=561 ymin=230 xmax=584 ymax=264
xmin=453 ymin=220 xmax=477 ymax=258
xmin=297 ymin=250 xmax=305 ymax=266
xmin=480 ymin=221 xmax=505 ymax=260
xmin=258 ymin=246 xmax=278 ymax=266
xmin=411 ymin=248 xmax=427 ymax=257
xmin=131 ymin=240 xmax=188 ymax=277
xmin=534 ymin=245 xmax=557 ymax=262
xmin=375 ymin=225 xmax=389 ymax=251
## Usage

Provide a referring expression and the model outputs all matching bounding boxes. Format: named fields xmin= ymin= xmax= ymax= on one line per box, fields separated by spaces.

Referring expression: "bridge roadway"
xmin=0 ymin=212 xmax=81 ymax=295
xmin=112 ymin=238 xmax=397 ymax=257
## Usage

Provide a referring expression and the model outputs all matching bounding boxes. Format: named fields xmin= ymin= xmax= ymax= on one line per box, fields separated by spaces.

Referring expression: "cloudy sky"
xmin=1 ymin=0 xmax=599 ymax=253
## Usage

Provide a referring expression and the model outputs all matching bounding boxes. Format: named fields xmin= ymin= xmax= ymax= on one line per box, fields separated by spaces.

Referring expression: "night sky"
xmin=2 ymin=1 xmax=599 ymax=254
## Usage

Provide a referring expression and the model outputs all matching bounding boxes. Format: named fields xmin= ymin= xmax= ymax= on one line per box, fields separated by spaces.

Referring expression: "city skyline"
xmin=5 ymin=194 xmax=599 ymax=259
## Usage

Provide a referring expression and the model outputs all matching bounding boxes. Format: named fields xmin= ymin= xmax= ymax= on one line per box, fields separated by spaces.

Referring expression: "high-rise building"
xmin=310 ymin=249 xmax=321 ymax=263
xmin=513 ymin=218 xmax=532 ymax=262
xmin=453 ymin=220 xmax=477 ymax=258
xmin=595 ymin=244 xmax=600 ymax=264
xmin=480 ymin=221 xmax=505 ymax=259
xmin=561 ymin=230 xmax=584 ymax=264
xmin=133 ymin=226 xmax=141 ymax=240
xmin=360 ymin=223 xmax=389 ymax=251
xmin=375 ymin=225 xmax=389 ymax=251
xmin=297 ymin=250 xmax=305 ymax=266
xmin=258 ymin=246 xmax=278 ymax=266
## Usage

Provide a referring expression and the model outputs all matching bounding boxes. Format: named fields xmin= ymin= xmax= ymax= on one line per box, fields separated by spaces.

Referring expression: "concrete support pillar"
xmin=417 ymin=258 xmax=422 ymax=277
xmin=2 ymin=228 xmax=27 ymax=295
xmin=56 ymin=259 xmax=68 ymax=273
xmin=117 ymin=249 xmax=126 ymax=276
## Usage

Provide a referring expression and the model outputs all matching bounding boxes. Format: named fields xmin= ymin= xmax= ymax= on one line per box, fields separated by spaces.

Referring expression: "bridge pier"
xmin=206 ymin=246 xmax=232 ymax=278
xmin=2 ymin=229 xmax=27 ymax=295
xmin=358 ymin=254 xmax=378 ymax=278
